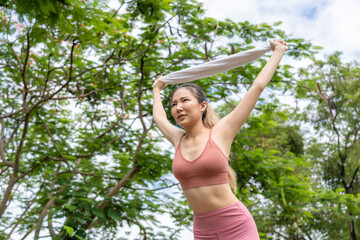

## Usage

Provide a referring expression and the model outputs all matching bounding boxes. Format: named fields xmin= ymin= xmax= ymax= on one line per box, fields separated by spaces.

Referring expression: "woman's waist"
xmin=183 ymin=183 xmax=238 ymax=213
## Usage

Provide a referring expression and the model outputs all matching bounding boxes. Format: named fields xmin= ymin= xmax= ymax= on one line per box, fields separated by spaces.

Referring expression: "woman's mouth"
xmin=178 ymin=114 xmax=186 ymax=120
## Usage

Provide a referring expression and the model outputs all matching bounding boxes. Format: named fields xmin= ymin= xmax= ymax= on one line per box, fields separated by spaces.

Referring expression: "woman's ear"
xmin=200 ymin=101 xmax=207 ymax=112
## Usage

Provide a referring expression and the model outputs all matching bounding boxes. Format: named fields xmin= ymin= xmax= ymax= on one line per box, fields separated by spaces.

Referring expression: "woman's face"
xmin=171 ymin=88 xmax=206 ymax=128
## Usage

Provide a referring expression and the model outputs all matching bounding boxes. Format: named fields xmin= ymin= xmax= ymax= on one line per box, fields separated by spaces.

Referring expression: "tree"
xmin=215 ymin=99 xmax=316 ymax=239
xmin=0 ymin=0 xmax=316 ymax=239
xmin=296 ymin=52 xmax=360 ymax=239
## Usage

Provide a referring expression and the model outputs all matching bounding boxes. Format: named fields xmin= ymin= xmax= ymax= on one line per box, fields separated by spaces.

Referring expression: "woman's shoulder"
xmin=210 ymin=124 xmax=233 ymax=156
xmin=172 ymin=128 xmax=186 ymax=148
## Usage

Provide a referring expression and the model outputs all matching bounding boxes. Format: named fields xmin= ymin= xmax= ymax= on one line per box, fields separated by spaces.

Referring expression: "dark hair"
xmin=170 ymin=83 xmax=237 ymax=192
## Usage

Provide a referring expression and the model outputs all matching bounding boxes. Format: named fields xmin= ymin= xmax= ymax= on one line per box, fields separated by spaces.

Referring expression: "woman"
xmin=152 ymin=40 xmax=288 ymax=239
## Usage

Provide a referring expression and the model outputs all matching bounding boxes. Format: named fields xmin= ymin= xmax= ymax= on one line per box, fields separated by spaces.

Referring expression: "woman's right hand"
xmin=153 ymin=76 xmax=167 ymax=91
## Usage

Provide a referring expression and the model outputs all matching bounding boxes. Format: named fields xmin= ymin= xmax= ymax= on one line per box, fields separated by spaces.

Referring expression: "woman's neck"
xmin=183 ymin=121 xmax=209 ymax=139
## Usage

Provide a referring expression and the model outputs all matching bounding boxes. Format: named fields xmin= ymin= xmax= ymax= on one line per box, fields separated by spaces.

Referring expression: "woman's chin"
xmin=177 ymin=122 xmax=185 ymax=128
xmin=177 ymin=120 xmax=188 ymax=128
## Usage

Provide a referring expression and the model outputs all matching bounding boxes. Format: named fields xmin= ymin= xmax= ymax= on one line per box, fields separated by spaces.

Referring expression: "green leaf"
xmin=74 ymin=234 xmax=86 ymax=240
xmin=303 ymin=210 xmax=314 ymax=219
xmin=107 ymin=209 xmax=122 ymax=221
xmin=65 ymin=205 xmax=77 ymax=211
xmin=63 ymin=226 xmax=74 ymax=236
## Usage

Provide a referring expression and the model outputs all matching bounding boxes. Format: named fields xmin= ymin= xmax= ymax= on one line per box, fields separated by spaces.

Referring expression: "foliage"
xmin=0 ymin=0 xmax=318 ymax=239
xmin=296 ymin=52 xmax=360 ymax=239
xmin=217 ymin=100 xmax=316 ymax=239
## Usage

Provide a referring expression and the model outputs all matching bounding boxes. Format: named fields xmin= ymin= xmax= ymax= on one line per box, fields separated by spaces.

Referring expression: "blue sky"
xmin=203 ymin=0 xmax=360 ymax=63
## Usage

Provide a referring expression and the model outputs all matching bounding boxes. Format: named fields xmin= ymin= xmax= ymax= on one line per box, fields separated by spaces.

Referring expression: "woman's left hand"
xmin=270 ymin=39 xmax=288 ymax=51
xmin=153 ymin=76 xmax=167 ymax=91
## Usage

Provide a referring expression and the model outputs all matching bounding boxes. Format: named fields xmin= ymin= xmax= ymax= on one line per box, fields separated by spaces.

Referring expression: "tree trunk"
xmin=349 ymin=211 xmax=358 ymax=240
xmin=0 ymin=176 xmax=17 ymax=218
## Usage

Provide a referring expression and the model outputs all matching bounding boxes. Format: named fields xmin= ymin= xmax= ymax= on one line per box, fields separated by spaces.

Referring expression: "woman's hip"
xmin=193 ymin=201 xmax=259 ymax=240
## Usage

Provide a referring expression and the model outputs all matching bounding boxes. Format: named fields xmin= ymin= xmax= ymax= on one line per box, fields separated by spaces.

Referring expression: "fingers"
xmin=153 ymin=76 xmax=167 ymax=89
xmin=270 ymin=39 xmax=288 ymax=51
xmin=155 ymin=76 xmax=165 ymax=86
xmin=271 ymin=39 xmax=287 ymax=46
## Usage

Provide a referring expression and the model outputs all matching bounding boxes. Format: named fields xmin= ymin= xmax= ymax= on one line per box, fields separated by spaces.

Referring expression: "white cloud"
xmin=203 ymin=0 xmax=360 ymax=62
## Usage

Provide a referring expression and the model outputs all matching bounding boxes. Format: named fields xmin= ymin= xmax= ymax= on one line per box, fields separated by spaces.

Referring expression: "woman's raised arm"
xmin=152 ymin=76 xmax=184 ymax=146
xmin=214 ymin=40 xmax=288 ymax=145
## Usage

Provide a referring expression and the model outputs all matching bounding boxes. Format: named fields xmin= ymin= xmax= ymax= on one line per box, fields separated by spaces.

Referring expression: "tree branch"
xmin=50 ymin=88 xmax=109 ymax=101
xmin=11 ymin=45 xmax=23 ymax=75
xmin=349 ymin=165 xmax=359 ymax=190
xmin=317 ymin=83 xmax=348 ymax=189
xmin=21 ymin=30 xmax=31 ymax=107
xmin=5 ymin=194 xmax=38 ymax=240
xmin=20 ymin=228 xmax=33 ymax=240
xmin=95 ymin=116 xmax=123 ymax=139
xmin=89 ymin=31 xmax=162 ymax=224
xmin=76 ymin=116 xmax=137 ymax=159
xmin=0 ymin=102 xmax=30 ymax=218
xmin=316 ymin=82 xmax=334 ymax=120
xmin=1 ymin=166 xmax=9 ymax=175
xmin=124 ymin=182 xmax=179 ymax=192
xmin=58 ymin=170 xmax=122 ymax=180
xmin=0 ymin=176 xmax=17 ymax=218
xmin=86 ymin=120 xmax=153 ymax=229
xmin=13 ymin=113 xmax=30 ymax=175
xmin=17 ymin=156 xmax=50 ymax=181
xmin=34 ymin=158 xmax=81 ymax=239
xmin=38 ymin=115 xmax=65 ymax=158
xmin=34 ymin=164 xmax=61 ymax=239
xmin=47 ymin=211 xmax=57 ymax=239
xmin=0 ymin=108 xmax=24 ymax=119
xmin=0 ymin=119 xmax=14 ymax=167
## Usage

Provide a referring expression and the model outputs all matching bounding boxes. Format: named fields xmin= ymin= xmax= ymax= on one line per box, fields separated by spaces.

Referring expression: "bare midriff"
xmin=183 ymin=183 xmax=239 ymax=213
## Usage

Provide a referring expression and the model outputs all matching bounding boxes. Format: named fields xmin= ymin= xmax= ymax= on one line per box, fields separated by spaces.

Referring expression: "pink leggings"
xmin=193 ymin=201 xmax=259 ymax=240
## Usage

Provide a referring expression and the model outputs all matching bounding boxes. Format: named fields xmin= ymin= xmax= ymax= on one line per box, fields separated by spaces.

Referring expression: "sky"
xmin=203 ymin=0 xmax=360 ymax=63
xmin=107 ymin=0 xmax=360 ymax=239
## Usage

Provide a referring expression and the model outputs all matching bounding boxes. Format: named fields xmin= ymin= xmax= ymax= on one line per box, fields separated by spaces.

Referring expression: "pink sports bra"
xmin=172 ymin=130 xmax=229 ymax=190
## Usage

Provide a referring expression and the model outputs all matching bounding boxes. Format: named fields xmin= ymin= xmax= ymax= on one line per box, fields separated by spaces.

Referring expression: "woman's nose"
xmin=176 ymin=104 xmax=183 ymax=111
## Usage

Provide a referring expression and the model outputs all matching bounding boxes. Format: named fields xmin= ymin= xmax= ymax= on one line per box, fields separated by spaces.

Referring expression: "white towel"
xmin=162 ymin=44 xmax=272 ymax=84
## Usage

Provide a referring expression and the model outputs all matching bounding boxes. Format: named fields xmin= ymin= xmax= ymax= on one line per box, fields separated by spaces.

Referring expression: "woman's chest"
xmin=181 ymin=139 xmax=208 ymax=161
